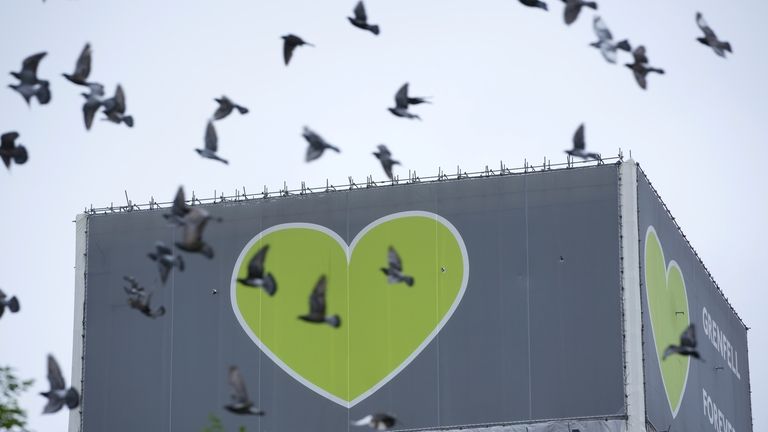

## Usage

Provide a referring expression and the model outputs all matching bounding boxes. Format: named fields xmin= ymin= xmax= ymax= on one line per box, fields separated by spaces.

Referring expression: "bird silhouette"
xmin=175 ymin=207 xmax=216 ymax=259
xmin=0 ymin=132 xmax=29 ymax=170
xmin=518 ymin=0 xmax=548 ymax=11
xmin=348 ymin=1 xmax=380 ymax=35
xmin=127 ymin=291 xmax=166 ymax=318
xmin=590 ymin=16 xmax=631 ymax=64
xmin=101 ymin=85 xmax=134 ymax=127
xmin=565 ymin=123 xmax=601 ymax=161
xmin=302 ymin=126 xmax=340 ymax=162
xmin=40 ymin=355 xmax=79 ymax=414
xmin=388 ymin=83 xmax=430 ymax=120
xmin=63 ymin=43 xmax=92 ymax=85
xmin=381 ymin=246 xmax=414 ymax=286
xmin=298 ymin=275 xmax=341 ymax=328
xmin=164 ymin=186 xmax=191 ymax=226
xmin=81 ymin=82 xmax=105 ymax=130
xmin=625 ymin=46 xmax=664 ymax=90
xmin=213 ymin=96 xmax=249 ymax=120
xmin=373 ymin=145 xmax=400 ymax=180
xmin=9 ymin=52 xmax=50 ymax=106
xmin=147 ymin=242 xmax=185 ymax=284
xmin=224 ymin=366 xmax=265 ymax=415
xmin=562 ymin=0 xmax=597 ymax=25
xmin=663 ymin=323 xmax=701 ymax=360
xmin=352 ymin=413 xmax=397 ymax=430
xmin=282 ymin=34 xmax=314 ymax=66
xmin=696 ymin=12 xmax=732 ymax=58
xmin=196 ymin=121 xmax=229 ymax=164
xmin=0 ymin=288 xmax=21 ymax=319
xmin=237 ymin=245 xmax=277 ymax=296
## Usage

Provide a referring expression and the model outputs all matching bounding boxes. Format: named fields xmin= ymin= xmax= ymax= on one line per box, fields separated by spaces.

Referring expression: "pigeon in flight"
xmin=298 ymin=275 xmax=341 ymax=328
xmin=63 ymin=43 xmax=92 ymax=85
xmin=388 ymin=83 xmax=430 ymax=120
xmin=163 ymin=186 xmax=191 ymax=226
xmin=352 ymin=413 xmax=397 ymax=430
xmin=565 ymin=124 xmax=601 ymax=161
xmin=148 ymin=242 xmax=185 ymax=284
xmin=237 ymin=245 xmax=277 ymax=296
xmin=101 ymin=85 xmax=134 ymax=127
xmin=302 ymin=126 xmax=340 ymax=162
xmin=127 ymin=291 xmax=166 ymax=318
xmin=625 ymin=46 xmax=664 ymax=90
xmin=0 ymin=288 xmax=21 ymax=319
xmin=196 ymin=121 xmax=229 ymax=164
xmin=81 ymin=82 xmax=106 ymax=130
xmin=123 ymin=275 xmax=146 ymax=297
xmin=518 ymin=0 xmax=548 ymax=11
xmin=224 ymin=366 xmax=265 ymax=416
xmin=663 ymin=324 xmax=701 ymax=360
xmin=40 ymin=355 xmax=79 ymax=414
xmin=213 ymin=96 xmax=249 ymax=120
xmin=562 ymin=0 xmax=597 ymax=25
xmin=696 ymin=13 xmax=732 ymax=58
xmin=282 ymin=34 xmax=314 ymax=66
xmin=0 ymin=132 xmax=29 ymax=170
xmin=175 ymin=207 xmax=216 ymax=259
xmin=348 ymin=1 xmax=380 ymax=35
xmin=590 ymin=16 xmax=631 ymax=63
xmin=381 ymin=246 xmax=415 ymax=286
xmin=9 ymin=52 xmax=51 ymax=106
xmin=373 ymin=145 xmax=400 ymax=180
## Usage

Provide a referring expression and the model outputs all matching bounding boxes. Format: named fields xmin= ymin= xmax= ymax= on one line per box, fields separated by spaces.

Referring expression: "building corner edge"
xmin=69 ymin=214 xmax=88 ymax=432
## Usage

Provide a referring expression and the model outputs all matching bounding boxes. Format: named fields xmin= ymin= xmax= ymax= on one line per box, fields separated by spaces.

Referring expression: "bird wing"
xmin=83 ymin=100 xmax=101 ymax=130
xmin=354 ymin=1 xmax=367 ymax=21
xmin=572 ymin=124 xmax=585 ymax=150
xmin=229 ymin=366 xmax=250 ymax=403
xmin=563 ymin=2 xmax=580 ymax=25
xmin=21 ymin=52 xmax=47 ymax=76
xmin=112 ymin=85 xmax=126 ymax=114
xmin=182 ymin=208 xmax=210 ymax=245
xmin=47 ymin=355 xmax=66 ymax=390
xmin=283 ymin=39 xmax=296 ymax=65
xmin=302 ymin=127 xmax=326 ymax=150
xmin=248 ymin=245 xmax=269 ymax=278
xmin=388 ymin=246 xmax=403 ymax=271
xmin=155 ymin=242 xmax=173 ymax=256
xmin=394 ymin=83 xmax=409 ymax=109
xmin=633 ymin=46 xmax=648 ymax=64
xmin=205 ymin=121 xmax=218 ymax=152
xmin=593 ymin=16 xmax=612 ymax=41
xmin=309 ymin=276 xmax=327 ymax=316
xmin=680 ymin=324 xmax=696 ymax=348
xmin=74 ymin=44 xmax=92 ymax=80
xmin=633 ymin=69 xmax=647 ymax=89
xmin=376 ymin=144 xmax=391 ymax=157
xmin=1 ymin=132 xmax=19 ymax=150
xmin=171 ymin=187 xmax=187 ymax=217
xmin=213 ymin=96 xmax=232 ymax=120
xmin=0 ymin=288 xmax=6 ymax=300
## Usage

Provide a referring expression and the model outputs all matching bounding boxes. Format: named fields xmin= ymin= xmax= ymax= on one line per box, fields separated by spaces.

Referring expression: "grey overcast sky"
xmin=1 ymin=0 xmax=766 ymax=430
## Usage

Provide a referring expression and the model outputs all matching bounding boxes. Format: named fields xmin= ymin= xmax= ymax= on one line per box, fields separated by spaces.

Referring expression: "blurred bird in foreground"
xmin=562 ymin=0 xmax=597 ymax=25
xmin=9 ymin=52 xmax=51 ymax=106
xmin=663 ymin=323 xmax=701 ymax=360
xmin=196 ymin=121 xmax=229 ymax=164
xmin=381 ymin=246 xmax=415 ymax=286
xmin=388 ymin=83 xmax=431 ymax=120
xmin=625 ymin=46 xmax=664 ymax=90
xmin=81 ymin=82 xmax=105 ymax=130
xmin=696 ymin=12 xmax=732 ymax=58
xmin=147 ymin=242 xmax=185 ymax=284
xmin=299 ymin=275 xmax=341 ymax=328
xmin=0 ymin=132 xmax=29 ymax=170
xmin=282 ymin=34 xmax=314 ymax=66
xmin=164 ymin=186 xmax=191 ymax=226
xmin=101 ymin=84 xmax=134 ymax=127
xmin=302 ymin=126 xmax=341 ymax=162
xmin=352 ymin=413 xmax=397 ymax=430
xmin=518 ymin=0 xmax=548 ymax=11
xmin=40 ymin=355 xmax=79 ymax=414
xmin=123 ymin=275 xmax=145 ymax=297
xmin=237 ymin=245 xmax=277 ymax=296
xmin=565 ymin=123 xmax=601 ymax=162
xmin=213 ymin=96 xmax=249 ymax=120
xmin=590 ymin=16 xmax=631 ymax=64
xmin=348 ymin=1 xmax=380 ymax=35
xmin=373 ymin=144 xmax=400 ymax=180
xmin=224 ymin=366 xmax=265 ymax=416
xmin=175 ymin=207 xmax=217 ymax=259
xmin=127 ymin=291 xmax=166 ymax=318
xmin=0 ymin=288 xmax=21 ymax=318
xmin=62 ymin=43 xmax=92 ymax=85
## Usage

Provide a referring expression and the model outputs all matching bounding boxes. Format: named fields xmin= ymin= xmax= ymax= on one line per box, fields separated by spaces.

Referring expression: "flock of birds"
xmin=1 ymin=0 xmax=730 ymax=430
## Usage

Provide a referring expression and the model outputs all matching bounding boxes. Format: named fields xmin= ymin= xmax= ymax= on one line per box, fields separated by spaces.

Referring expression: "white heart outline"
xmin=644 ymin=225 xmax=691 ymax=419
xmin=229 ymin=210 xmax=470 ymax=408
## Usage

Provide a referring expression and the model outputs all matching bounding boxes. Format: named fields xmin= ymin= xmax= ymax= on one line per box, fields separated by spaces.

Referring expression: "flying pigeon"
xmin=0 ymin=288 xmax=20 ymax=318
xmin=663 ymin=323 xmax=701 ymax=360
xmin=562 ymin=0 xmax=597 ymax=25
xmin=196 ymin=121 xmax=229 ymax=164
xmin=298 ymin=275 xmax=341 ymax=328
xmin=213 ymin=96 xmax=249 ymax=120
xmin=381 ymin=246 xmax=414 ymax=286
xmin=127 ymin=291 xmax=166 ymax=318
xmin=302 ymin=126 xmax=340 ymax=162
xmin=625 ymin=46 xmax=664 ymax=90
xmin=147 ymin=242 xmax=185 ymax=284
xmin=0 ymin=132 xmax=29 ymax=170
xmin=565 ymin=124 xmax=601 ymax=161
xmin=696 ymin=12 xmax=732 ymax=58
xmin=122 ymin=275 xmax=146 ymax=297
xmin=175 ymin=207 xmax=216 ymax=259
xmin=348 ymin=1 xmax=380 ymax=35
xmin=518 ymin=0 xmax=548 ymax=10
xmin=81 ymin=82 xmax=106 ymax=130
xmin=237 ymin=245 xmax=277 ymax=296
xmin=590 ymin=16 xmax=631 ymax=63
xmin=282 ymin=34 xmax=314 ymax=66
xmin=388 ymin=83 xmax=430 ymax=120
xmin=101 ymin=85 xmax=134 ymax=127
xmin=163 ymin=186 xmax=191 ymax=226
xmin=352 ymin=413 xmax=397 ymax=430
xmin=63 ymin=43 xmax=92 ymax=85
xmin=40 ymin=355 xmax=79 ymax=414
xmin=373 ymin=145 xmax=400 ymax=180
xmin=9 ymin=52 xmax=51 ymax=105
xmin=224 ymin=366 xmax=265 ymax=416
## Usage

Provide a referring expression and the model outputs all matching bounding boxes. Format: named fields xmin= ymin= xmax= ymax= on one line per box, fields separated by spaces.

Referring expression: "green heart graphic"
xmin=230 ymin=211 xmax=469 ymax=407
xmin=644 ymin=226 xmax=691 ymax=417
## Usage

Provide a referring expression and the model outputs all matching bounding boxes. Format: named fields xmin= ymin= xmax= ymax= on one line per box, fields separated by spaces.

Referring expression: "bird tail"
xmin=721 ymin=41 xmax=732 ymax=53
xmin=616 ymin=40 xmax=631 ymax=52
xmin=8 ymin=296 xmax=20 ymax=313
xmin=327 ymin=315 xmax=341 ymax=328
xmin=236 ymin=105 xmax=249 ymax=115
xmin=369 ymin=25 xmax=380 ymax=35
xmin=649 ymin=67 xmax=665 ymax=75
xmin=263 ymin=273 xmax=278 ymax=296
xmin=585 ymin=1 xmax=597 ymax=9
xmin=329 ymin=145 xmax=341 ymax=153
xmin=175 ymin=255 xmax=185 ymax=271
xmin=540 ymin=2 xmax=548 ymax=10
xmin=404 ymin=276 xmax=415 ymax=287
xmin=122 ymin=116 xmax=134 ymax=128
xmin=41 ymin=391 xmax=65 ymax=414
xmin=65 ymin=388 xmax=80 ymax=409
